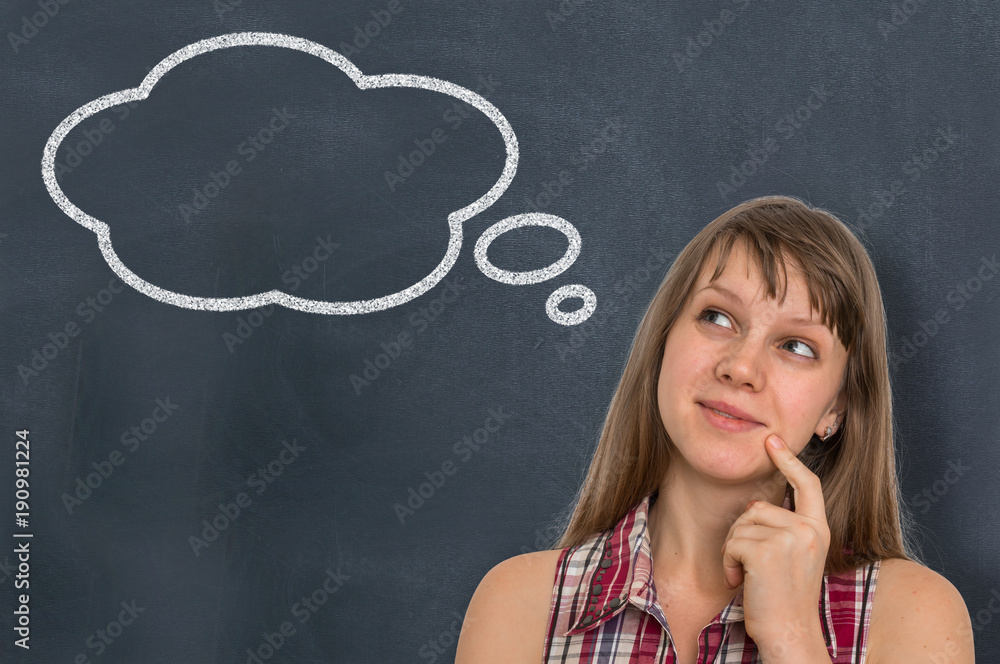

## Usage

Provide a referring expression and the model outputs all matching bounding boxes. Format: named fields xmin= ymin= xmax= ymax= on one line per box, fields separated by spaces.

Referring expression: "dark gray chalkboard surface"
xmin=2 ymin=1 xmax=998 ymax=662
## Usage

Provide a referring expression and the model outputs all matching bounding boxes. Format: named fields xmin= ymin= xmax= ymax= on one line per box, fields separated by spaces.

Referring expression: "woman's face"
xmin=657 ymin=240 xmax=849 ymax=482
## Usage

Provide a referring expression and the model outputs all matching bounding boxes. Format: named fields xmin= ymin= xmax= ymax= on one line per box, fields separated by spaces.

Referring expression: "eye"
xmin=782 ymin=339 xmax=817 ymax=359
xmin=696 ymin=308 xmax=734 ymax=330
xmin=697 ymin=309 xmax=818 ymax=359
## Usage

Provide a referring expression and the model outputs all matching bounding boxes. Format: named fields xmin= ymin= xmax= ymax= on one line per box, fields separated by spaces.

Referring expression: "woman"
xmin=455 ymin=195 xmax=975 ymax=663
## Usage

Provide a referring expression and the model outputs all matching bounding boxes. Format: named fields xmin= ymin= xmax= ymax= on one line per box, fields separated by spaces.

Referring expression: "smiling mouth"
xmin=707 ymin=406 xmax=743 ymax=420
xmin=697 ymin=402 xmax=763 ymax=426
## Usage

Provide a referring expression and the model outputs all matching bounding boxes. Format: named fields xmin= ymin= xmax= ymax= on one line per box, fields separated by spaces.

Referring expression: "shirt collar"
xmin=562 ymin=490 xmax=839 ymax=658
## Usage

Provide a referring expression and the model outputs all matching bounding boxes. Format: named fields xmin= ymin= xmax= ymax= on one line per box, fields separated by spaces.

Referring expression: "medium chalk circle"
xmin=474 ymin=213 xmax=580 ymax=285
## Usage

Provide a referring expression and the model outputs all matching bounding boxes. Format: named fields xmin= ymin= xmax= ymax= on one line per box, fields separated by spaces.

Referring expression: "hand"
xmin=720 ymin=433 xmax=831 ymax=649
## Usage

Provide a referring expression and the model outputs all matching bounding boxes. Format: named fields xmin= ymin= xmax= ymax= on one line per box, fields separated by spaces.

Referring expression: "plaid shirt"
xmin=543 ymin=491 xmax=880 ymax=663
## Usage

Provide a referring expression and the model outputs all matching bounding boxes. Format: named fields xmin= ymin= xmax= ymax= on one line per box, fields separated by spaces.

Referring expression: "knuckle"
xmin=779 ymin=530 xmax=798 ymax=547
xmin=794 ymin=523 xmax=816 ymax=543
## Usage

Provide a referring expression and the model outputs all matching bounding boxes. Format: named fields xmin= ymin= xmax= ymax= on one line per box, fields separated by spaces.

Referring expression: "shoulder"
xmin=455 ymin=548 xmax=565 ymax=664
xmin=866 ymin=557 xmax=975 ymax=664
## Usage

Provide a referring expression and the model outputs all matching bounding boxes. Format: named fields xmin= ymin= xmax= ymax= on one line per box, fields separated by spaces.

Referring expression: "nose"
xmin=716 ymin=335 xmax=763 ymax=389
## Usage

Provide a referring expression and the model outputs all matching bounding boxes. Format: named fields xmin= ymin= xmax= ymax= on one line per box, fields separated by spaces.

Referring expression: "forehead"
xmin=691 ymin=239 xmax=829 ymax=325
xmin=696 ymin=239 xmax=802 ymax=296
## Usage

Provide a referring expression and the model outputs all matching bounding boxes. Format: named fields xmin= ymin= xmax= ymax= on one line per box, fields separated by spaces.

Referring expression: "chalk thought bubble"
xmin=42 ymin=32 xmax=596 ymax=325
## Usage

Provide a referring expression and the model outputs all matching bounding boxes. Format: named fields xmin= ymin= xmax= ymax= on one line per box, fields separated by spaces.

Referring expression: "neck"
xmin=647 ymin=462 xmax=789 ymax=595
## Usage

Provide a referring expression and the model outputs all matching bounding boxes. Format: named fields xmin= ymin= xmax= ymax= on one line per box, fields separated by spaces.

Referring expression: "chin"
xmin=685 ymin=448 xmax=768 ymax=482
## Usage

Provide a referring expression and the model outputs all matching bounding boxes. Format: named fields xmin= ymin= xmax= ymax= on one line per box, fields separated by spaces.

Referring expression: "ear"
xmin=815 ymin=383 xmax=848 ymax=440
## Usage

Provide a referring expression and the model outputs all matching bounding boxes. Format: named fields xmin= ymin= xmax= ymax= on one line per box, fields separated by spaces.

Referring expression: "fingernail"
xmin=767 ymin=436 xmax=784 ymax=449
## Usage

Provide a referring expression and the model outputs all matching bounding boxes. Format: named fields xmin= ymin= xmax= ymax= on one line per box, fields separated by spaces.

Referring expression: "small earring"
xmin=822 ymin=421 xmax=839 ymax=441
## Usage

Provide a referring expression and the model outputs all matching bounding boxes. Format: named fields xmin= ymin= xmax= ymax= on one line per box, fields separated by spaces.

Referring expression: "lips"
xmin=698 ymin=400 xmax=762 ymax=424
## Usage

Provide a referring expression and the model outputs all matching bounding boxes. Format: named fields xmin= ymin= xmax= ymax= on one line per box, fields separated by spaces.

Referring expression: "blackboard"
xmin=2 ymin=1 xmax=998 ymax=662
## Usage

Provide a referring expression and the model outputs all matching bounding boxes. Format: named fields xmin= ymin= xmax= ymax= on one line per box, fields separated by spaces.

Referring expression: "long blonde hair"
xmin=552 ymin=195 xmax=923 ymax=575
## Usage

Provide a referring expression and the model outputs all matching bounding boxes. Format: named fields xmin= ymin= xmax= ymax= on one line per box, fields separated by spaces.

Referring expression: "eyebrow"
xmin=697 ymin=284 xmax=830 ymax=330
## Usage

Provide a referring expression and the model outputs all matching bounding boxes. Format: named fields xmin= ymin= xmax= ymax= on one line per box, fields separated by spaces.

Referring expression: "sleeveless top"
xmin=542 ymin=491 xmax=880 ymax=663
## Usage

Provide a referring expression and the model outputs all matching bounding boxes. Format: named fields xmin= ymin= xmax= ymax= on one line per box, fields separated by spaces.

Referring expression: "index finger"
xmin=765 ymin=434 xmax=826 ymax=522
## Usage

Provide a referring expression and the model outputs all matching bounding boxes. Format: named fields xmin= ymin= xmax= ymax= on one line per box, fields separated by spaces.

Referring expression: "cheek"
xmin=661 ymin=339 xmax=708 ymax=391
xmin=772 ymin=381 xmax=824 ymax=437
xmin=657 ymin=345 xmax=704 ymax=417
xmin=661 ymin=327 xmax=699 ymax=373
